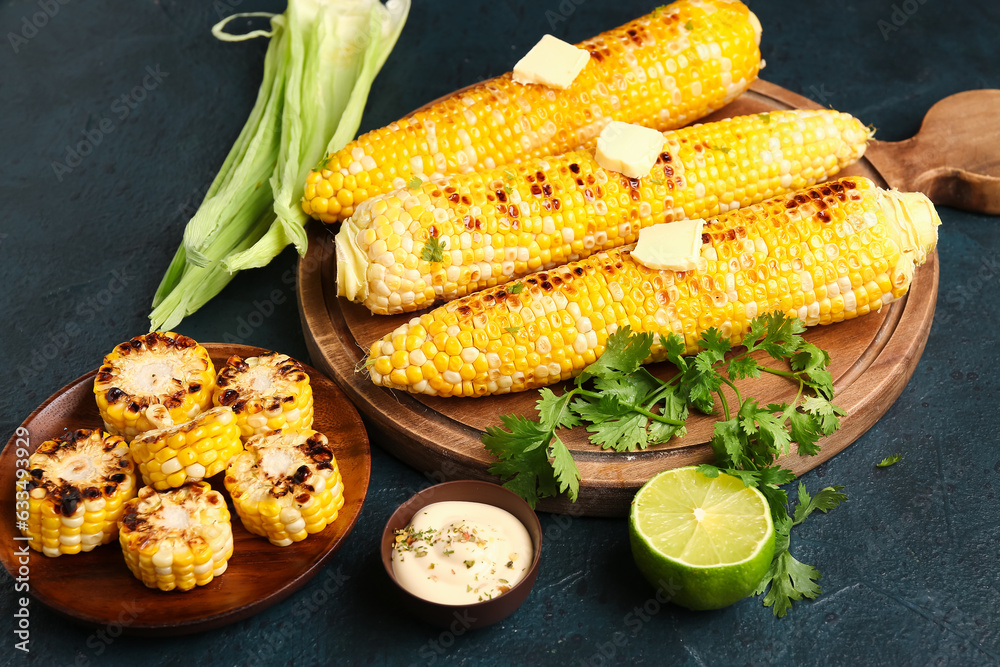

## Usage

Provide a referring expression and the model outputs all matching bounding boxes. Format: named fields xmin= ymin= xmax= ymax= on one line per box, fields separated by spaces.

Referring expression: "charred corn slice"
xmin=366 ymin=177 xmax=940 ymax=397
xmin=224 ymin=429 xmax=344 ymax=547
xmin=118 ymin=482 xmax=233 ymax=592
xmin=20 ymin=429 xmax=137 ymax=557
xmin=130 ymin=407 xmax=242 ymax=491
xmin=94 ymin=332 xmax=216 ymax=439
xmin=304 ymin=0 xmax=762 ymax=223
xmin=337 ymin=110 xmax=870 ymax=314
xmin=212 ymin=353 xmax=314 ymax=441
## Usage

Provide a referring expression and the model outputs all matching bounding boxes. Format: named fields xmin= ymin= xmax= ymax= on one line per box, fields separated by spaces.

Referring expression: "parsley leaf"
xmin=420 ymin=236 xmax=447 ymax=263
xmin=504 ymin=326 xmax=521 ymax=335
xmin=578 ymin=326 xmax=652 ymax=383
xmin=759 ymin=550 xmax=822 ymax=618
xmin=876 ymin=454 xmax=903 ymax=468
xmin=483 ymin=312 xmax=846 ymax=615
xmin=509 ymin=283 xmax=524 ymax=294
xmin=550 ymin=435 xmax=580 ymax=501
xmin=407 ymin=176 xmax=423 ymax=190
xmin=684 ymin=19 xmax=693 ymax=30
xmin=758 ymin=112 xmax=771 ymax=124
xmin=792 ymin=483 xmax=848 ymax=525
xmin=537 ymin=387 xmax=580 ymax=430
xmin=483 ymin=415 xmax=556 ymax=508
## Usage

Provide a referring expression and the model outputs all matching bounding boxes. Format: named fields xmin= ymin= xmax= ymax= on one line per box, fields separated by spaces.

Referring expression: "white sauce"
xmin=391 ymin=501 xmax=533 ymax=605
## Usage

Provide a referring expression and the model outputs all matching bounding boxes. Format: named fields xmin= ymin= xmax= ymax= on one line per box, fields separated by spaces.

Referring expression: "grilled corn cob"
xmin=304 ymin=0 xmax=763 ymax=223
xmin=337 ymin=110 xmax=870 ymax=314
xmin=213 ymin=353 xmax=314 ymax=441
xmin=118 ymin=481 xmax=233 ymax=592
xmin=129 ymin=406 xmax=243 ymax=491
xmin=20 ymin=429 xmax=137 ymax=557
xmin=94 ymin=332 xmax=216 ymax=439
xmin=366 ymin=177 xmax=940 ymax=397
xmin=224 ymin=429 xmax=345 ymax=547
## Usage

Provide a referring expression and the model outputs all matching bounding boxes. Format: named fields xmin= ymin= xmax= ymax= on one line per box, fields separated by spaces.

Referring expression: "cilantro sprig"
xmin=482 ymin=312 xmax=848 ymax=616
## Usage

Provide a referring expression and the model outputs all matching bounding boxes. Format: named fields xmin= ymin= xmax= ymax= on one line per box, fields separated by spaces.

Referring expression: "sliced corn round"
xmin=224 ymin=429 xmax=344 ymax=547
xmin=21 ymin=429 xmax=137 ymax=557
xmin=94 ymin=331 xmax=216 ymax=439
xmin=212 ymin=353 xmax=313 ymax=441
xmin=118 ymin=481 xmax=233 ymax=592
xmin=130 ymin=406 xmax=242 ymax=491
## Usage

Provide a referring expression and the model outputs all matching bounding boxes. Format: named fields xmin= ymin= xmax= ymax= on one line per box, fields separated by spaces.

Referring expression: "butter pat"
xmin=595 ymin=121 xmax=665 ymax=179
xmin=632 ymin=219 xmax=706 ymax=272
xmin=512 ymin=35 xmax=589 ymax=89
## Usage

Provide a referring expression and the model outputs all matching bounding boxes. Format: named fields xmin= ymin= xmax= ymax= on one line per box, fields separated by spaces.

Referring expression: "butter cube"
xmin=595 ymin=121 xmax=666 ymax=179
xmin=512 ymin=35 xmax=590 ymax=89
xmin=631 ymin=219 xmax=706 ymax=272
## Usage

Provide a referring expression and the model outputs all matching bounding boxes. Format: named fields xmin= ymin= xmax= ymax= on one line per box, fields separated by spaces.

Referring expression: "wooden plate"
xmin=0 ymin=344 xmax=370 ymax=635
xmin=297 ymin=80 xmax=939 ymax=517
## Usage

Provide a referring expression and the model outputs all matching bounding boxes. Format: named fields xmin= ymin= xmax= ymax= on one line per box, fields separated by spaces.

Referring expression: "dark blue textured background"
xmin=1 ymin=0 xmax=998 ymax=664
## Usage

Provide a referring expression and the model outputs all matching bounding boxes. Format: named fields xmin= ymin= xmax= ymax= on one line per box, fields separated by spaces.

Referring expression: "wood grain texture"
xmin=0 ymin=344 xmax=370 ymax=635
xmin=865 ymin=89 xmax=1000 ymax=214
xmin=298 ymin=80 xmax=939 ymax=517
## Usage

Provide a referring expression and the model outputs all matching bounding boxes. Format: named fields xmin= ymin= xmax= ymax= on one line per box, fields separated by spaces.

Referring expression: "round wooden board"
xmin=0 ymin=344 xmax=370 ymax=635
xmin=297 ymin=80 xmax=939 ymax=517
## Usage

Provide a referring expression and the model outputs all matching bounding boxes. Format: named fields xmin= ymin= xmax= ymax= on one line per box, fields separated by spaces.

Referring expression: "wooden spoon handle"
xmin=865 ymin=89 xmax=1000 ymax=214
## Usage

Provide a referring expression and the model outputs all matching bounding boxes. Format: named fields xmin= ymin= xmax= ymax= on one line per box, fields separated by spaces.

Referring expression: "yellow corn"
xmin=129 ymin=407 xmax=243 ymax=490
xmin=337 ymin=110 xmax=869 ymax=314
xmin=366 ymin=177 xmax=940 ymax=397
xmin=212 ymin=353 xmax=314 ymax=441
xmin=94 ymin=332 xmax=216 ymax=439
xmin=20 ymin=429 xmax=137 ymax=557
xmin=304 ymin=0 xmax=763 ymax=223
xmin=224 ymin=429 xmax=345 ymax=547
xmin=118 ymin=481 xmax=233 ymax=592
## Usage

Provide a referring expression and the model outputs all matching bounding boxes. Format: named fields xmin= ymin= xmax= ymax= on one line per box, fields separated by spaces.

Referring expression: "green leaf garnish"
xmin=509 ymin=283 xmax=524 ymax=294
xmin=684 ymin=19 xmax=693 ymax=30
xmin=758 ymin=112 xmax=771 ymax=124
xmin=407 ymin=176 xmax=423 ymax=190
xmin=482 ymin=312 xmax=848 ymax=616
xmin=876 ymin=454 xmax=902 ymax=468
xmin=420 ymin=236 xmax=447 ymax=263
xmin=504 ymin=326 xmax=521 ymax=335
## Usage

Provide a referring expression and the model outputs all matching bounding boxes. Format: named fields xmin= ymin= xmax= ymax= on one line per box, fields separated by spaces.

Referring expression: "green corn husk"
xmin=150 ymin=0 xmax=409 ymax=331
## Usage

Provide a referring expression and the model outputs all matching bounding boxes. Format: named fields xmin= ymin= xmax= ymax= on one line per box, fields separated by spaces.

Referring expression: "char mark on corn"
xmin=21 ymin=429 xmax=137 ymax=557
xmin=365 ymin=177 xmax=939 ymax=397
xmin=304 ymin=0 xmax=763 ymax=222
xmin=336 ymin=109 xmax=870 ymax=314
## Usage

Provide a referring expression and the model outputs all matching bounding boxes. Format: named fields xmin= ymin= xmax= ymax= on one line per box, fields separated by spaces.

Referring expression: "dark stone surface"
xmin=2 ymin=0 xmax=998 ymax=664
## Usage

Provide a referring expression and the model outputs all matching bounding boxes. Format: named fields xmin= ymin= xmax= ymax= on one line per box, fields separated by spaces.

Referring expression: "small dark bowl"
xmin=381 ymin=480 xmax=543 ymax=630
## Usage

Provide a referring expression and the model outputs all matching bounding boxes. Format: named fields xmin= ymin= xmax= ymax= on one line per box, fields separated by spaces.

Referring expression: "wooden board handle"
xmin=865 ymin=89 xmax=1000 ymax=214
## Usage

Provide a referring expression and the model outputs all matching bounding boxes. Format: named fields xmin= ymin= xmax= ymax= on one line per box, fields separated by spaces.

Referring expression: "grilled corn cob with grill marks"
xmin=20 ymin=429 xmax=137 ymax=557
xmin=94 ymin=332 xmax=216 ymax=439
xmin=213 ymin=353 xmax=314 ymax=441
xmin=366 ymin=177 xmax=940 ymax=397
xmin=337 ymin=110 xmax=869 ymax=314
xmin=224 ymin=430 xmax=345 ymax=547
xmin=119 ymin=482 xmax=233 ymax=592
xmin=304 ymin=0 xmax=763 ymax=223
xmin=129 ymin=406 xmax=243 ymax=490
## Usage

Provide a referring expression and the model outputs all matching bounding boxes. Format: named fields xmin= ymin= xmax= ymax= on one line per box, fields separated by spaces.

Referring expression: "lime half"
xmin=629 ymin=466 xmax=775 ymax=611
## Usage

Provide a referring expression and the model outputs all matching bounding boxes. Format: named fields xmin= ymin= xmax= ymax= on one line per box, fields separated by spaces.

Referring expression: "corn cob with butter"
xmin=337 ymin=110 xmax=870 ymax=314
xmin=304 ymin=0 xmax=763 ymax=223
xmin=212 ymin=353 xmax=314 ymax=441
xmin=94 ymin=332 xmax=216 ymax=439
xmin=224 ymin=429 xmax=345 ymax=547
xmin=20 ymin=429 xmax=137 ymax=557
xmin=129 ymin=406 xmax=243 ymax=491
xmin=118 ymin=481 xmax=233 ymax=592
xmin=365 ymin=177 xmax=940 ymax=397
